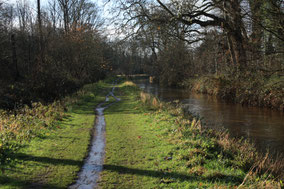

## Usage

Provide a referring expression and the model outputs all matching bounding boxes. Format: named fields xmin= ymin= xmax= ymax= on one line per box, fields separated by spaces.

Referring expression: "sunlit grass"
xmin=99 ymin=81 xmax=283 ymax=188
xmin=1 ymin=79 xmax=282 ymax=188
xmin=0 ymin=80 xmax=113 ymax=188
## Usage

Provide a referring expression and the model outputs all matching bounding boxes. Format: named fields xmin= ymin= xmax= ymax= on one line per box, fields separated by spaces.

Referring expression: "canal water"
xmin=134 ymin=79 xmax=284 ymax=156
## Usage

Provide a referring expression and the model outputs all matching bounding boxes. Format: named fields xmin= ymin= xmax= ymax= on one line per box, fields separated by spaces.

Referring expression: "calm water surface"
xmin=134 ymin=79 xmax=284 ymax=156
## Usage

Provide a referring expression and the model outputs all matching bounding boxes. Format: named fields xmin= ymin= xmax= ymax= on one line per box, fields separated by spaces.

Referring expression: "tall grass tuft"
xmin=140 ymin=92 xmax=162 ymax=109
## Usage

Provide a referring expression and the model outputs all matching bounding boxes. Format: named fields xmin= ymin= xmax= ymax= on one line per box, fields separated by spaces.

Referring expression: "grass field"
xmin=99 ymin=81 xmax=283 ymax=188
xmin=1 ymin=79 xmax=282 ymax=188
xmin=0 ymin=81 xmax=113 ymax=189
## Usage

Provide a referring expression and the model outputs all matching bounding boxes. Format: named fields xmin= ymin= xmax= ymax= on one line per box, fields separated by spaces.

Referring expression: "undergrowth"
xmin=182 ymin=73 xmax=284 ymax=111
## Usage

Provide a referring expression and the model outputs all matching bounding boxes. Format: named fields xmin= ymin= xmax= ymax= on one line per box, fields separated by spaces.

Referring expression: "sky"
xmin=6 ymin=0 xmax=118 ymax=37
xmin=8 ymin=0 xmax=105 ymax=6
xmin=6 ymin=0 xmax=109 ymax=18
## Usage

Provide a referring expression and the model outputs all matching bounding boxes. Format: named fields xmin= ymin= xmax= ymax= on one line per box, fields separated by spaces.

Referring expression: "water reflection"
xmin=135 ymin=79 xmax=284 ymax=155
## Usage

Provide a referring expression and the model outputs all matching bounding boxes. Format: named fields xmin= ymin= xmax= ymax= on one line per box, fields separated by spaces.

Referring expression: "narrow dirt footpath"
xmin=69 ymin=82 xmax=120 ymax=189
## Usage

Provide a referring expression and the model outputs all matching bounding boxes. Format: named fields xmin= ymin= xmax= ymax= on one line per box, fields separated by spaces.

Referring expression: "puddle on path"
xmin=69 ymin=82 xmax=120 ymax=189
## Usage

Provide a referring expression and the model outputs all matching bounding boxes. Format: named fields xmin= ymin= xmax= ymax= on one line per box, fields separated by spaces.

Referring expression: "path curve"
xmin=69 ymin=82 xmax=120 ymax=189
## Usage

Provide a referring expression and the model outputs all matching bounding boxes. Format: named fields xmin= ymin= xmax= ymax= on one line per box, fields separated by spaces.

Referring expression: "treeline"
xmin=111 ymin=0 xmax=283 ymax=86
xmin=0 ymin=0 xmax=120 ymax=109
xmin=1 ymin=0 xmax=283 ymax=109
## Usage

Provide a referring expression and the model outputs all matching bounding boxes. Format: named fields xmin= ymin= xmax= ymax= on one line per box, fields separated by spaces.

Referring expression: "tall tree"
xmin=37 ymin=0 xmax=45 ymax=66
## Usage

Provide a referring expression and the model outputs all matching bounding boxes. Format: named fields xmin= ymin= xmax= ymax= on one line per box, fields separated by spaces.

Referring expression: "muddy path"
xmin=69 ymin=82 xmax=120 ymax=189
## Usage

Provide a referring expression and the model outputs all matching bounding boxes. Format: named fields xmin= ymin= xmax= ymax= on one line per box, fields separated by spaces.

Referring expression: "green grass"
xmin=0 ymin=81 xmax=114 ymax=189
xmin=1 ymin=79 xmax=282 ymax=188
xmin=99 ymin=81 xmax=282 ymax=188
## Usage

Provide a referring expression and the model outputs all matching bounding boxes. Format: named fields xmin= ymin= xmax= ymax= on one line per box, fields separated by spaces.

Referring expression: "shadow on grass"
xmin=15 ymin=153 xmax=82 ymax=166
xmin=71 ymin=103 xmax=96 ymax=115
xmin=0 ymin=175 xmax=65 ymax=189
xmin=104 ymin=109 xmax=143 ymax=115
xmin=103 ymin=164 xmax=243 ymax=184
xmin=69 ymin=96 xmax=104 ymax=115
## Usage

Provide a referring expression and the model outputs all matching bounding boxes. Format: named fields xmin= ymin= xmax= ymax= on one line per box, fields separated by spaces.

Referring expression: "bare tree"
xmin=37 ymin=0 xmax=45 ymax=66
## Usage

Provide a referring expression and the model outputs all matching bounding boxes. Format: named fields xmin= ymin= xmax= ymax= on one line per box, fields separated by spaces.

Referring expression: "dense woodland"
xmin=111 ymin=0 xmax=283 ymax=81
xmin=0 ymin=0 xmax=119 ymax=109
xmin=0 ymin=0 xmax=283 ymax=109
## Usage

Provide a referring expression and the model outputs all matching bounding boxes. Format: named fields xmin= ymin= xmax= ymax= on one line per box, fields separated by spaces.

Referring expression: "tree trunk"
xmin=37 ymin=0 xmax=44 ymax=67
xmin=11 ymin=34 xmax=20 ymax=81
xmin=249 ymin=0 xmax=263 ymax=64
xmin=224 ymin=0 xmax=247 ymax=72
xmin=231 ymin=31 xmax=247 ymax=71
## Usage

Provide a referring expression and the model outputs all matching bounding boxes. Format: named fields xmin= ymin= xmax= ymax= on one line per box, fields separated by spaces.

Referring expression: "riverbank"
xmin=0 ymin=80 xmax=114 ymax=188
xmin=99 ymin=81 xmax=283 ymax=188
xmin=181 ymin=74 xmax=284 ymax=111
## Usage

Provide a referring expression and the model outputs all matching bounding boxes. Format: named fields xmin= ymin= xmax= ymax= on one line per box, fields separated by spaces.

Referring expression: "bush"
xmin=183 ymin=74 xmax=284 ymax=111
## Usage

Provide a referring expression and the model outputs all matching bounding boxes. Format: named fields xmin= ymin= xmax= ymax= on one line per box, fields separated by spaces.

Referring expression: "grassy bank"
xmin=182 ymin=74 xmax=284 ymax=111
xmin=0 ymin=80 xmax=113 ymax=188
xmin=99 ymin=81 xmax=283 ymax=188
